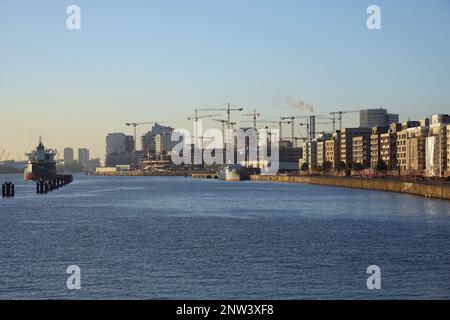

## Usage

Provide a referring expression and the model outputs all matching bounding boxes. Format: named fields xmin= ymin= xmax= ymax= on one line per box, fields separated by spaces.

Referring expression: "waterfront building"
xmin=78 ymin=148 xmax=89 ymax=166
xmin=314 ymin=133 xmax=332 ymax=168
xmin=317 ymin=140 xmax=325 ymax=168
xmin=360 ymin=108 xmax=399 ymax=128
xmin=325 ymin=131 xmax=341 ymax=169
xmin=308 ymin=140 xmax=318 ymax=169
xmin=424 ymin=114 xmax=450 ymax=177
xmin=63 ymin=147 xmax=74 ymax=162
xmin=447 ymin=125 xmax=450 ymax=177
xmin=106 ymin=133 xmax=128 ymax=155
xmin=125 ymin=135 xmax=135 ymax=153
xmin=380 ymin=132 xmax=398 ymax=169
xmin=370 ymin=126 xmax=389 ymax=168
xmin=141 ymin=123 xmax=173 ymax=155
xmin=340 ymin=128 xmax=372 ymax=166
xmin=396 ymin=121 xmax=422 ymax=173
xmin=352 ymin=136 xmax=371 ymax=168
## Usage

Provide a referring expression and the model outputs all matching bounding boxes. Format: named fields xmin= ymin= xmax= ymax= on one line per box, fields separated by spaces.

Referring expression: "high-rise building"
xmin=64 ymin=147 xmax=74 ymax=162
xmin=78 ymin=148 xmax=89 ymax=166
xmin=360 ymin=108 xmax=399 ymax=128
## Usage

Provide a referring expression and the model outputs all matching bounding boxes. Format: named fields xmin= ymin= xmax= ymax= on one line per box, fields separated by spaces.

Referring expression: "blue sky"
xmin=1 ymin=0 xmax=449 ymax=158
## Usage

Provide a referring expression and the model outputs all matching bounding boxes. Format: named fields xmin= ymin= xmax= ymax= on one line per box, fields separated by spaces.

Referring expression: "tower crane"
xmin=195 ymin=103 xmax=244 ymax=144
xmin=329 ymin=110 xmax=360 ymax=131
xmin=281 ymin=116 xmax=310 ymax=144
xmin=196 ymin=103 xmax=243 ymax=127
xmin=125 ymin=121 xmax=166 ymax=152
xmin=243 ymin=119 xmax=292 ymax=141
xmin=212 ymin=119 xmax=236 ymax=146
xmin=186 ymin=113 xmax=221 ymax=122
xmin=242 ymin=109 xmax=260 ymax=129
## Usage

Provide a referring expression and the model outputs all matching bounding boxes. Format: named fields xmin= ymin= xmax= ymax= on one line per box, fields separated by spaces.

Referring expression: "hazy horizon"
xmin=1 ymin=0 xmax=450 ymax=159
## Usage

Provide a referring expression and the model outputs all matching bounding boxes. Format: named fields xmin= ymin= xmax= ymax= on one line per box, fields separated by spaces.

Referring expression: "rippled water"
xmin=0 ymin=174 xmax=449 ymax=299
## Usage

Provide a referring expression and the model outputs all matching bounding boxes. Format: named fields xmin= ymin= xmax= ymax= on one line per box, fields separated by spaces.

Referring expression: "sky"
xmin=1 ymin=0 xmax=449 ymax=159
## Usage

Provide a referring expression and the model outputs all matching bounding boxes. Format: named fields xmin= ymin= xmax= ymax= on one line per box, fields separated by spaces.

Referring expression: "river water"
xmin=0 ymin=174 xmax=449 ymax=299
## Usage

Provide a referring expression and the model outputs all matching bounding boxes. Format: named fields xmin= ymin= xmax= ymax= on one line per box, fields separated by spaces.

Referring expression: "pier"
xmin=2 ymin=181 xmax=14 ymax=198
xmin=36 ymin=174 xmax=73 ymax=194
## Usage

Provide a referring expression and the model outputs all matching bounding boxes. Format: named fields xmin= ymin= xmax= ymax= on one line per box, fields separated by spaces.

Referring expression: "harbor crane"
xmin=125 ymin=121 xmax=166 ymax=151
xmin=329 ymin=110 xmax=360 ymax=131
xmin=242 ymin=109 xmax=261 ymax=129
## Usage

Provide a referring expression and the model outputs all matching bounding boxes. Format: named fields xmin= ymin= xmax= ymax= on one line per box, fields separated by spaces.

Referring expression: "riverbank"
xmin=251 ymin=175 xmax=450 ymax=200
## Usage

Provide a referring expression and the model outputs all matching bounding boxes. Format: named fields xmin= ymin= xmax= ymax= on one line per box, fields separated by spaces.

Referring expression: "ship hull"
xmin=218 ymin=165 xmax=249 ymax=181
xmin=24 ymin=162 xmax=57 ymax=181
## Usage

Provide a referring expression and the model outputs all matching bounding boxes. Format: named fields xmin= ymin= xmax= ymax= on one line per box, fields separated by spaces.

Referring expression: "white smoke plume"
xmin=273 ymin=94 xmax=314 ymax=113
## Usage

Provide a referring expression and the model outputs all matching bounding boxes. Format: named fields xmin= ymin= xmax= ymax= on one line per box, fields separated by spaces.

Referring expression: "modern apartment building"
xmin=370 ymin=126 xmax=389 ymax=168
xmin=396 ymin=121 xmax=422 ymax=172
xmin=316 ymin=140 xmax=325 ymax=168
xmin=425 ymin=115 xmax=450 ymax=177
xmin=325 ymin=131 xmax=341 ymax=169
xmin=340 ymin=128 xmax=372 ymax=165
xmin=106 ymin=133 xmax=128 ymax=155
xmin=352 ymin=136 xmax=371 ymax=168
xmin=315 ymin=133 xmax=332 ymax=168
xmin=141 ymin=123 xmax=173 ymax=155
xmin=447 ymin=125 xmax=450 ymax=176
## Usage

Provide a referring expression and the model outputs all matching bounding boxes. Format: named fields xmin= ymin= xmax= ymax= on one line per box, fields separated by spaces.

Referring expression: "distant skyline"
xmin=1 ymin=0 xmax=450 ymax=158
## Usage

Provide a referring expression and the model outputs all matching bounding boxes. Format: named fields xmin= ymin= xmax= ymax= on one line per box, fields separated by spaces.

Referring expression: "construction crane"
xmin=196 ymin=103 xmax=244 ymax=144
xmin=197 ymin=103 xmax=243 ymax=127
xmin=242 ymin=109 xmax=261 ymax=129
xmin=329 ymin=110 xmax=360 ymax=131
xmin=187 ymin=113 xmax=221 ymax=122
xmin=212 ymin=119 xmax=236 ymax=146
xmin=125 ymin=121 xmax=166 ymax=151
xmin=315 ymin=115 xmax=337 ymax=131
xmin=243 ymin=119 xmax=292 ymax=141
xmin=281 ymin=116 xmax=310 ymax=145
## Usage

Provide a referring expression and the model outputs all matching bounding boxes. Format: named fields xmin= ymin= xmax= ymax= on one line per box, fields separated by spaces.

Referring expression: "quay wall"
xmin=250 ymin=175 xmax=450 ymax=200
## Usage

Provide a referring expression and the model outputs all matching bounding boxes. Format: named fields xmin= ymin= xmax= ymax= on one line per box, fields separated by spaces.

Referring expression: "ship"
xmin=218 ymin=164 xmax=250 ymax=181
xmin=24 ymin=138 xmax=57 ymax=181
